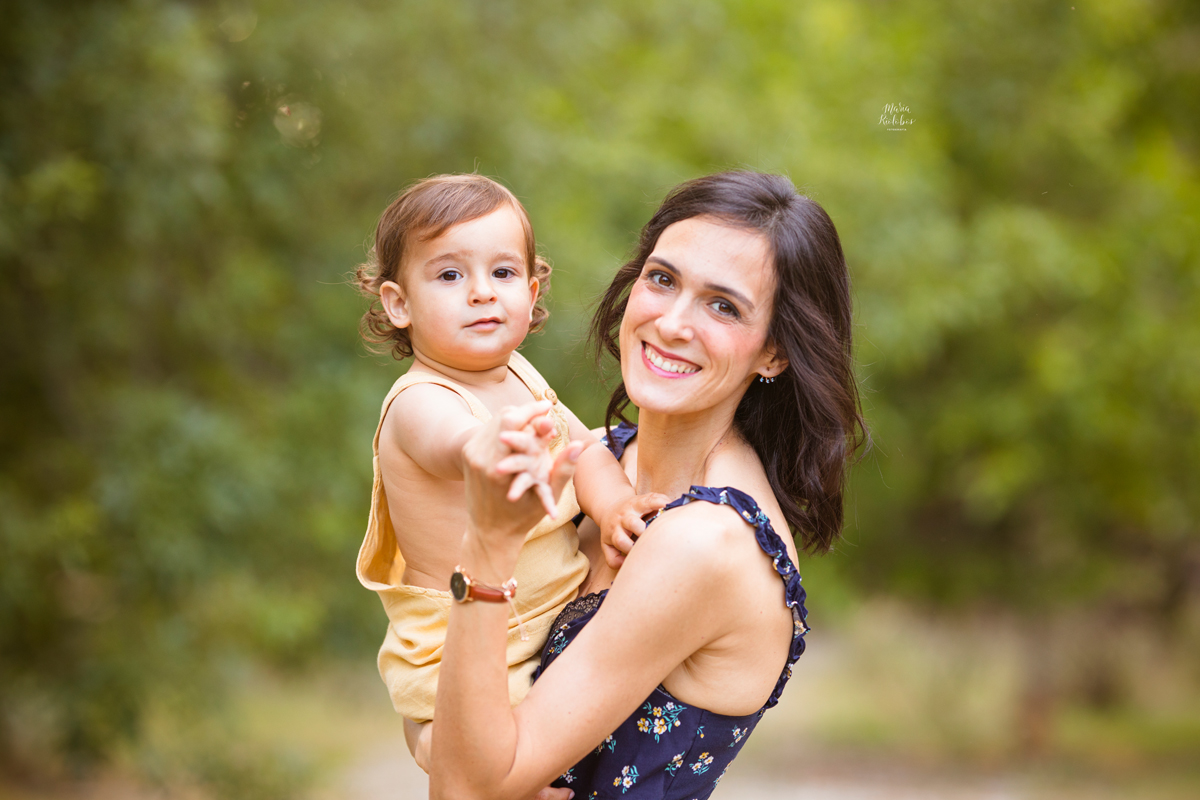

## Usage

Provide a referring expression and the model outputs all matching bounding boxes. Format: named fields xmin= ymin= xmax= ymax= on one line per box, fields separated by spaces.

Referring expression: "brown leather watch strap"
xmin=451 ymin=567 xmax=517 ymax=604
xmin=467 ymin=581 xmax=509 ymax=602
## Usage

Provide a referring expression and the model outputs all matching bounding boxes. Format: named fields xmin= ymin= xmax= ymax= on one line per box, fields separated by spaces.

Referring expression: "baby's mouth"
xmin=642 ymin=342 xmax=700 ymax=375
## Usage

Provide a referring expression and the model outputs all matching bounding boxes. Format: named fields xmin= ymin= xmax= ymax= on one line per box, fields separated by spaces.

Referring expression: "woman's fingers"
xmin=532 ymin=787 xmax=575 ymax=800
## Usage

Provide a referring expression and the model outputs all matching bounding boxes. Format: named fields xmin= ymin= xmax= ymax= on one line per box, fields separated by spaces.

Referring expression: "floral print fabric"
xmin=533 ymin=423 xmax=809 ymax=798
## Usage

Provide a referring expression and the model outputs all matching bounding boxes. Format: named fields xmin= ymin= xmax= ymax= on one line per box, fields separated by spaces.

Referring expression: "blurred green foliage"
xmin=1 ymin=0 xmax=1197 ymax=779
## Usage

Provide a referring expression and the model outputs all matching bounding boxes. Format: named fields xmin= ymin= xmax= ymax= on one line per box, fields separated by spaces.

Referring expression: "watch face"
xmin=450 ymin=571 xmax=469 ymax=601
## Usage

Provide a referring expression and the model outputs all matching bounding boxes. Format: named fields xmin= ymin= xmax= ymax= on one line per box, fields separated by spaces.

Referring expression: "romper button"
xmin=544 ymin=388 xmax=558 ymax=404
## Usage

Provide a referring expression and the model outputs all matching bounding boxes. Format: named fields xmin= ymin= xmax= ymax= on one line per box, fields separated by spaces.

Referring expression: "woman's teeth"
xmin=644 ymin=345 xmax=698 ymax=374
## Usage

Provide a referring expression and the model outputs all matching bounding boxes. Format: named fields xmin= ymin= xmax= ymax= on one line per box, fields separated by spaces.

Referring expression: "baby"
xmin=354 ymin=174 xmax=655 ymax=768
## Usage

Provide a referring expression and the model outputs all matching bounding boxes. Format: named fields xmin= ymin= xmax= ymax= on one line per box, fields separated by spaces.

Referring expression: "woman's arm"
xmin=430 ymin=411 xmax=742 ymax=800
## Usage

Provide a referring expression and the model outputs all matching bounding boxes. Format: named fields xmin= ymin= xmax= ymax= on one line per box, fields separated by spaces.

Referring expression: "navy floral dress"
xmin=534 ymin=423 xmax=809 ymax=799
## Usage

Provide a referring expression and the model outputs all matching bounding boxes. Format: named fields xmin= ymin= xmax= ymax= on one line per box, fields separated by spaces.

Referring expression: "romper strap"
xmin=506 ymin=351 xmax=554 ymax=402
xmin=372 ymin=372 xmax=491 ymax=455
xmin=504 ymin=351 xmax=570 ymax=449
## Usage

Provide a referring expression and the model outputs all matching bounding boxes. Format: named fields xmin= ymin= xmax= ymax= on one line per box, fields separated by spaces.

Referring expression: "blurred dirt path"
xmin=319 ymin=739 xmax=1029 ymax=800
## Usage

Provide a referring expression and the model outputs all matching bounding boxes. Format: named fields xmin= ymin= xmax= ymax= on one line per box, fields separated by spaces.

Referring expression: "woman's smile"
xmin=641 ymin=342 xmax=700 ymax=376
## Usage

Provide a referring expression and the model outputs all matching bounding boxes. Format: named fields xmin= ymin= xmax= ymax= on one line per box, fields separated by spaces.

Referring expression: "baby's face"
xmin=391 ymin=205 xmax=537 ymax=371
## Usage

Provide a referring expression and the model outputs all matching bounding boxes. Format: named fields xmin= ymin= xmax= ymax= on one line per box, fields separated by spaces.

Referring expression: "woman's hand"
xmin=461 ymin=401 xmax=583 ymax=569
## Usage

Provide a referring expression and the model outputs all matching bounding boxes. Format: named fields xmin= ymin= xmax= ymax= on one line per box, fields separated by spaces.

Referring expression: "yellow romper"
xmin=356 ymin=351 xmax=590 ymax=722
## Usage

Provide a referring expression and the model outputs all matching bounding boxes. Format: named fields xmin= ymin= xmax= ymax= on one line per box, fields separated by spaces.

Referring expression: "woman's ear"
xmin=758 ymin=343 xmax=788 ymax=380
xmin=379 ymin=280 xmax=411 ymax=330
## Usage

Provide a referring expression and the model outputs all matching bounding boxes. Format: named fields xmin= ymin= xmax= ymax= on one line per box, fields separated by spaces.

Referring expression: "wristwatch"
xmin=450 ymin=566 xmax=517 ymax=603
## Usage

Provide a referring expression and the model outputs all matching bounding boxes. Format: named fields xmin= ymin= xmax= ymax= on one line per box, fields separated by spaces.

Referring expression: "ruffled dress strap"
xmin=602 ymin=420 xmax=639 ymax=462
xmin=592 ymin=420 xmax=809 ymax=709
xmin=655 ymin=485 xmax=809 ymax=709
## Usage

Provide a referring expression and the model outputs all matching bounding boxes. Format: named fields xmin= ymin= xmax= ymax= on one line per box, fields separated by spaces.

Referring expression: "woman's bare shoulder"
xmin=631 ymin=499 xmax=767 ymax=584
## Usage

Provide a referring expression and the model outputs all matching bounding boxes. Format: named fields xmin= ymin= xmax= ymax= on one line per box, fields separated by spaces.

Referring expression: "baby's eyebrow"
xmin=424 ymin=250 xmax=526 ymax=268
xmin=425 ymin=252 xmax=467 ymax=267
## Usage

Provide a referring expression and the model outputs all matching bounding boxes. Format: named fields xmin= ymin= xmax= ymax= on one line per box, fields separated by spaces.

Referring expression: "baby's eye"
xmin=437 ymin=270 xmax=461 ymax=282
xmin=493 ymin=267 xmax=517 ymax=279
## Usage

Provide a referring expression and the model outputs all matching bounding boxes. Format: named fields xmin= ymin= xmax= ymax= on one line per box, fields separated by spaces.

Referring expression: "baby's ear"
xmin=533 ymin=256 xmax=552 ymax=295
xmin=528 ymin=275 xmax=540 ymax=321
xmin=379 ymin=280 xmax=411 ymax=329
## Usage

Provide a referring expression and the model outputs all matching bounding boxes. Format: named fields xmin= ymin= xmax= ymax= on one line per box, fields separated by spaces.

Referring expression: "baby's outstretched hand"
xmin=495 ymin=413 xmax=561 ymax=518
xmin=599 ymin=492 xmax=671 ymax=569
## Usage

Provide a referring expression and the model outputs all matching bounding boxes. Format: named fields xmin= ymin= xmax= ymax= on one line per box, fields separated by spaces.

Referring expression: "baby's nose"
xmin=468 ymin=276 xmax=497 ymax=302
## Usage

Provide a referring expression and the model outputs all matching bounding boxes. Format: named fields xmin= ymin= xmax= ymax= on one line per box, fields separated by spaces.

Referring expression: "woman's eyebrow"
xmin=646 ymin=256 xmax=756 ymax=312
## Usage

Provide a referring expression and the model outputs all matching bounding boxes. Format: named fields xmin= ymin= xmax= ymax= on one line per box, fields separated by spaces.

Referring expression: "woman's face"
xmin=619 ymin=215 xmax=785 ymax=418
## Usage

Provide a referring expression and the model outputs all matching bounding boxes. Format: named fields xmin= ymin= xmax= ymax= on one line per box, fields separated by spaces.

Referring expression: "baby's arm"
xmin=560 ymin=408 xmax=667 ymax=569
xmin=383 ymin=383 xmax=486 ymax=480
xmin=404 ymin=718 xmax=433 ymax=772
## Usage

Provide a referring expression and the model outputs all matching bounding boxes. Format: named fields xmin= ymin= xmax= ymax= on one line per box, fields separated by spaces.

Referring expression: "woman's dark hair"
xmin=591 ymin=171 xmax=867 ymax=554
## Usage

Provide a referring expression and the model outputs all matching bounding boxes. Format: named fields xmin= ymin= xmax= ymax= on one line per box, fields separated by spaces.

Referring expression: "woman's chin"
xmin=624 ymin=381 xmax=705 ymax=417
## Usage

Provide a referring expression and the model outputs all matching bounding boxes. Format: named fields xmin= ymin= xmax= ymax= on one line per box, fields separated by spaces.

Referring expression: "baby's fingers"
xmin=496 ymin=454 xmax=539 ymax=475
xmin=507 ymin=472 xmax=538 ymax=503
xmin=530 ymin=413 xmax=557 ymax=441
xmin=601 ymin=541 xmax=627 ymax=570
xmin=534 ymin=480 xmax=557 ymax=518
xmin=633 ymin=492 xmax=672 ymax=516
xmin=548 ymin=441 xmax=584 ymax=499
xmin=498 ymin=401 xmax=552 ymax=432
xmin=499 ymin=429 xmax=542 ymax=455
xmin=609 ymin=527 xmax=636 ymax=556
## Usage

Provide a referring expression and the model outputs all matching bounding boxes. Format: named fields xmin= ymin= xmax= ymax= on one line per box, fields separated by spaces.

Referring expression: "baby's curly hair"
xmin=355 ymin=174 xmax=552 ymax=360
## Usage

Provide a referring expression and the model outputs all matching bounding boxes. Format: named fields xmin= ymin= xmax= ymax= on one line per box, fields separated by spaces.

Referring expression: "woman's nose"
xmin=654 ymin=298 xmax=693 ymax=342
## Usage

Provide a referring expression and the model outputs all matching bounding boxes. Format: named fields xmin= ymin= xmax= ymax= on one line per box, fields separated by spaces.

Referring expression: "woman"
xmin=431 ymin=172 xmax=865 ymax=799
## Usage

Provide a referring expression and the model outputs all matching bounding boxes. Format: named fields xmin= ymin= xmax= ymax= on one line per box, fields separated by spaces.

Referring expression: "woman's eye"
xmin=711 ymin=299 xmax=739 ymax=318
xmin=648 ymin=271 xmax=673 ymax=288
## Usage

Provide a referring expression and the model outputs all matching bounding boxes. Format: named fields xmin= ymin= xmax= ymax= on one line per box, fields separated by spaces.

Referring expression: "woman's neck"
xmin=633 ymin=405 xmax=741 ymax=499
